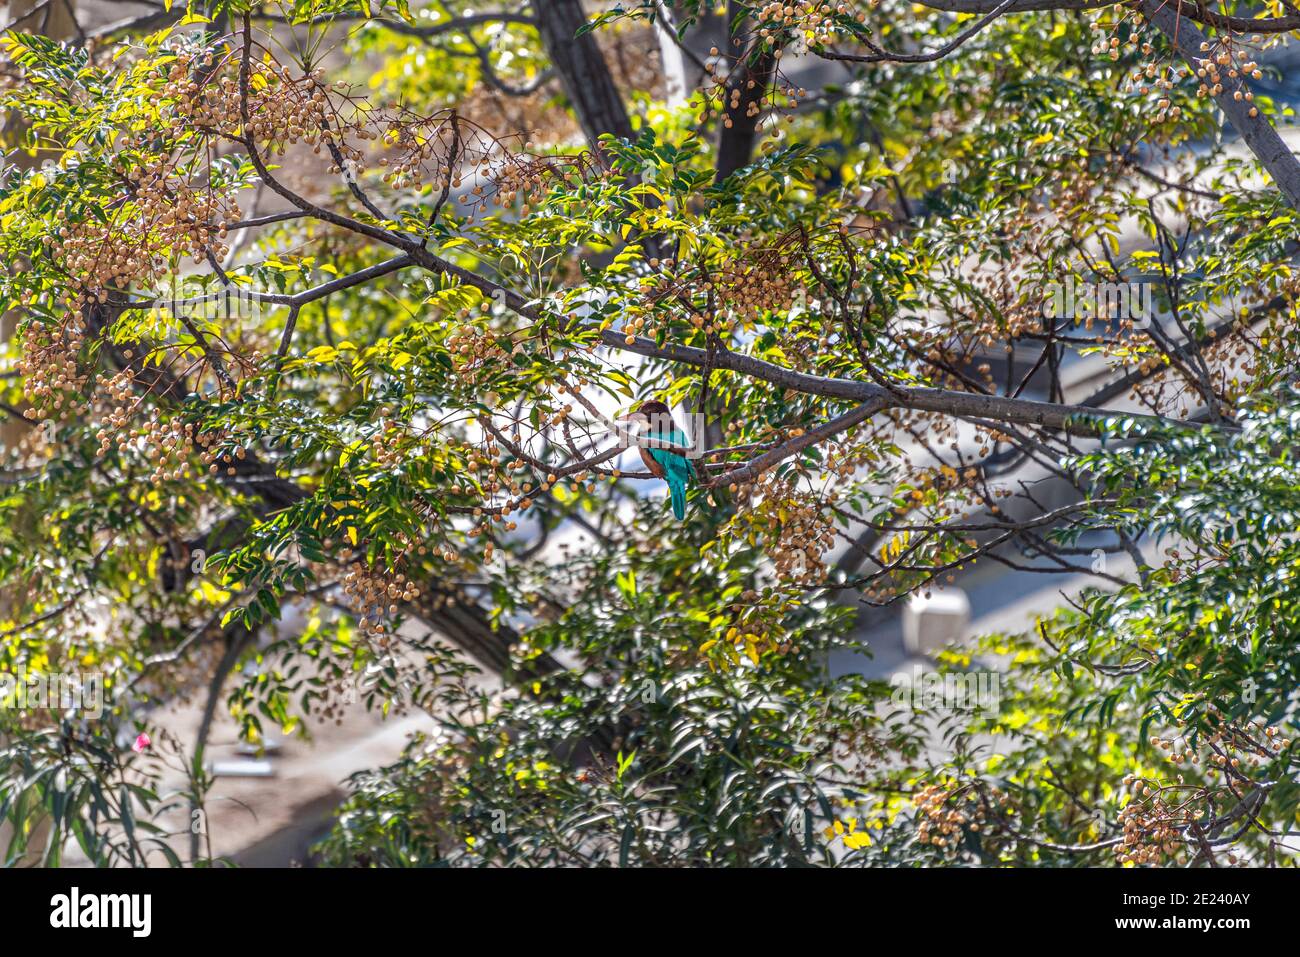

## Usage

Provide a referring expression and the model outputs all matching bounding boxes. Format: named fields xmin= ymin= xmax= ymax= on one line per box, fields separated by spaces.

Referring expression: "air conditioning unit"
xmin=903 ymin=588 xmax=971 ymax=656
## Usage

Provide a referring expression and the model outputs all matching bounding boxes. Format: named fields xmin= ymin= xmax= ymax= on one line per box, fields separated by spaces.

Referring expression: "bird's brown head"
xmin=619 ymin=400 xmax=674 ymax=429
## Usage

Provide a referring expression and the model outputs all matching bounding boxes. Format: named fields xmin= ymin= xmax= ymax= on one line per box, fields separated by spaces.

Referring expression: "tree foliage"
xmin=0 ymin=0 xmax=1298 ymax=866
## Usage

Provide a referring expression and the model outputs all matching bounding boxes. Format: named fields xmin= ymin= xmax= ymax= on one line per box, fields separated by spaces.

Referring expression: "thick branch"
xmin=601 ymin=328 xmax=1191 ymax=436
xmin=534 ymin=0 xmax=634 ymax=149
xmin=1139 ymin=0 xmax=1300 ymax=209
xmin=715 ymin=9 xmax=777 ymax=183
xmin=918 ymin=0 xmax=1300 ymax=33
xmin=819 ymin=0 xmax=1015 ymax=64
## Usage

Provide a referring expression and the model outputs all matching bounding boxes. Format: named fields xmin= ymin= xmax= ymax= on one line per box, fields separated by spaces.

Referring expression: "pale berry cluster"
xmin=342 ymin=560 xmax=424 ymax=635
xmin=458 ymin=152 xmax=583 ymax=219
xmin=699 ymin=48 xmax=810 ymax=130
xmin=199 ymin=433 xmax=246 ymax=478
xmin=379 ymin=115 xmax=587 ymax=214
xmin=93 ymin=366 xmax=145 ymax=437
xmin=1115 ymin=718 xmax=1291 ymax=864
xmin=714 ymin=246 xmax=801 ymax=325
xmin=18 ymin=321 xmax=87 ymax=421
xmin=913 ymin=784 xmax=987 ymax=849
xmin=754 ymin=2 xmax=874 ymax=49
xmin=633 ymin=243 xmax=803 ymax=343
xmin=732 ymin=474 xmax=835 ymax=584
xmin=1153 ymin=716 xmax=1292 ymax=776
xmin=1193 ymin=41 xmax=1263 ymax=118
xmin=45 ymin=158 xmax=238 ymax=308
xmin=92 ymin=400 xmax=228 ymax=486
xmin=447 ymin=317 xmax=512 ymax=386
xmin=166 ymin=53 xmax=345 ymax=161
xmin=1115 ymin=777 xmax=1194 ymax=865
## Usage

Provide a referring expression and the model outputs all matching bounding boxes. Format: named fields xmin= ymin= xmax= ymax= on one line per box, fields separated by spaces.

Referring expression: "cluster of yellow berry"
xmin=1154 ymin=716 xmax=1292 ymax=777
xmin=341 ymin=560 xmax=424 ymax=635
xmin=699 ymin=47 xmax=810 ymax=130
xmin=479 ymin=151 xmax=589 ymax=217
xmin=714 ymin=245 xmax=802 ymax=325
xmin=136 ymin=417 xmax=200 ymax=485
xmin=166 ymin=52 xmax=344 ymax=162
xmin=1115 ymin=775 xmax=1195 ymax=865
xmin=380 ymin=151 xmax=448 ymax=193
xmin=456 ymin=148 xmax=584 ymax=219
xmin=628 ymin=257 xmax=729 ymax=342
xmin=461 ymin=440 xmax=523 ymax=557
xmin=1193 ymin=40 xmax=1263 ymax=117
xmin=198 ymin=432 xmax=246 ymax=478
xmin=368 ymin=418 xmax=407 ymax=468
xmin=378 ymin=113 xmax=473 ymax=192
xmin=91 ymin=366 xmax=147 ymax=445
xmin=459 ymin=440 xmax=504 ymax=493
xmin=1115 ymin=717 xmax=1291 ymax=864
xmin=1096 ymin=21 xmax=1182 ymax=122
xmin=1093 ymin=21 xmax=1147 ymax=61
xmin=733 ymin=475 xmax=836 ymax=584
xmin=1126 ymin=55 xmax=1184 ymax=121
xmin=447 ymin=318 xmax=511 ymax=385
xmin=462 ymin=438 xmax=604 ymax=561
xmin=753 ymin=2 xmax=874 ymax=50
xmin=44 ymin=155 xmax=238 ymax=307
xmin=913 ymin=783 xmax=986 ymax=849
xmin=18 ymin=321 xmax=87 ymax=422
xmin=375 ymin=112 xmax=590 ymax=215
xmin=89 ymin=393 xmax=230 ymax=485
xmin=636 ymin=244 xmax=805 ymax=339
xmin=1108 ymin=19 xmax=1266 ymax=122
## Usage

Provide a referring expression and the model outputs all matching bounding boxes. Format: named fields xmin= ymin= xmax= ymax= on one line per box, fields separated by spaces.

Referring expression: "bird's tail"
xmin=668 ymin=476 xmax=687 ymax=520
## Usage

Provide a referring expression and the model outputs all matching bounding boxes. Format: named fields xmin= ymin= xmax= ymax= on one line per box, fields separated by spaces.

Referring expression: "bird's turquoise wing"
xmin=647 ymin=429 xmax=692 ymax=520
xmin=646 ymin=429 xmax=692 ymax=480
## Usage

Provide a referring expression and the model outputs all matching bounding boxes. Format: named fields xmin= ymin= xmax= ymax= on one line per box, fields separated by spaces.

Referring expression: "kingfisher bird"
xmin=618 ymin=400 xmax=692 ymax=519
